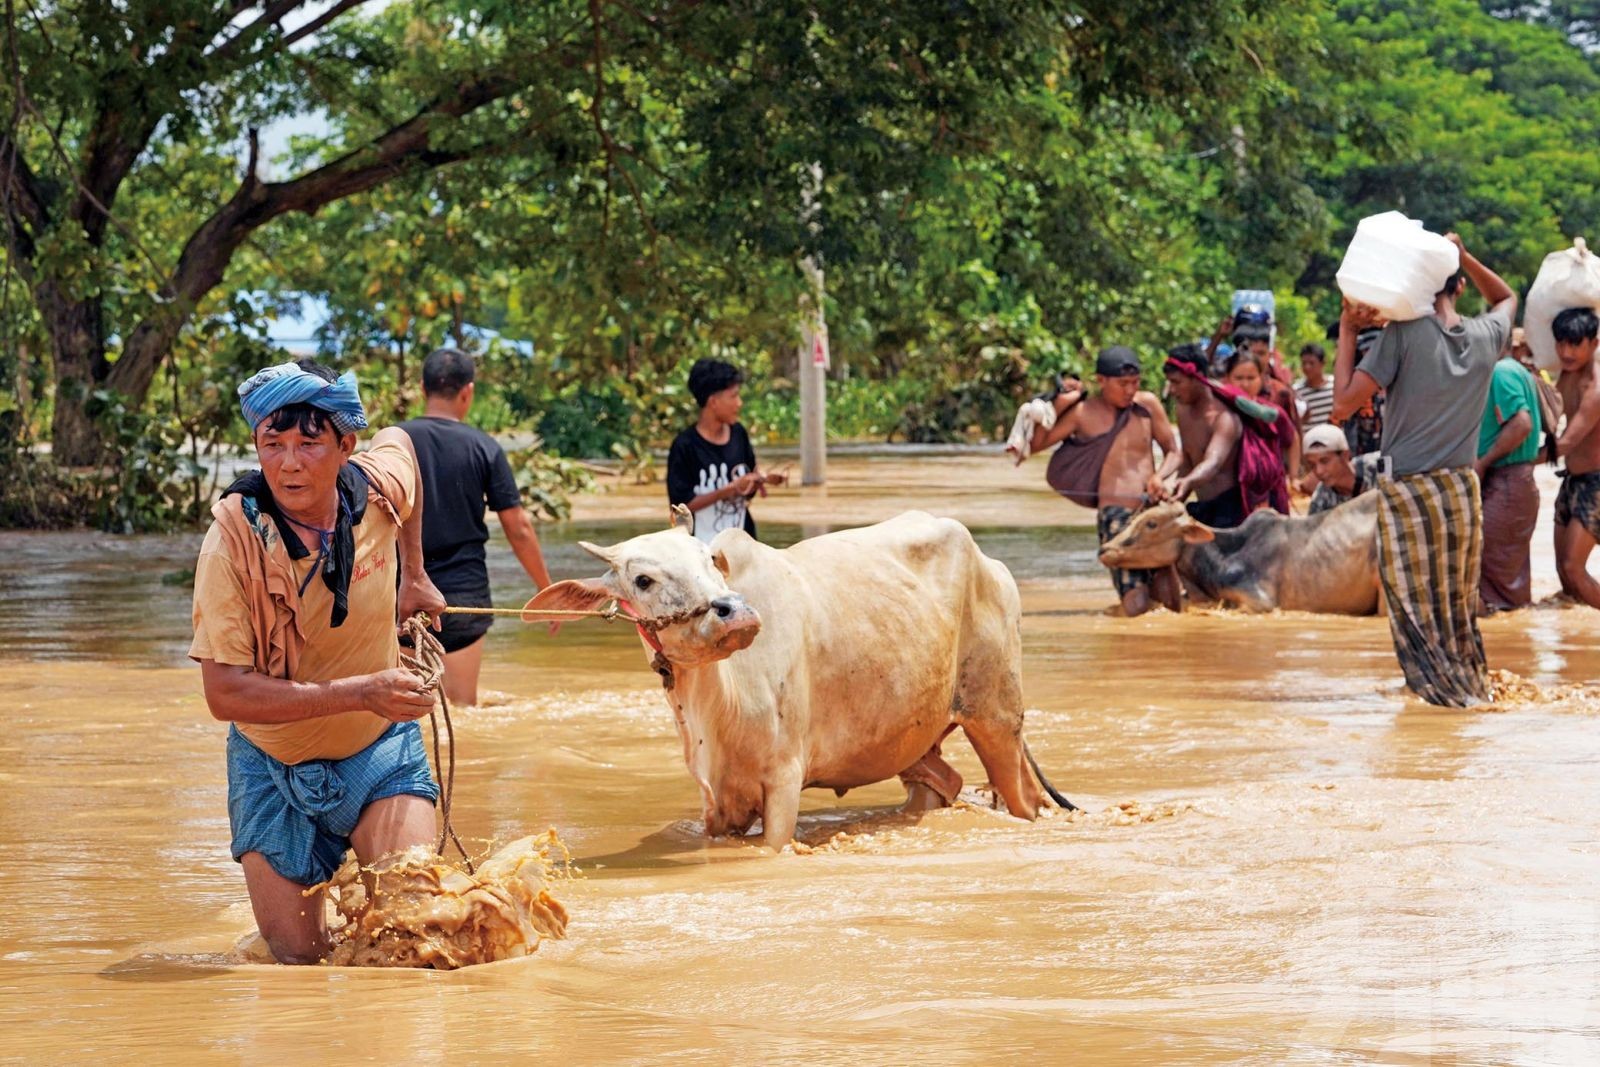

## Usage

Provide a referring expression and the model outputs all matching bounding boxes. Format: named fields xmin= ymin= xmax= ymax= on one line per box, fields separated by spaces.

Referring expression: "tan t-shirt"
xmin=190 ymin=440 xmax=418 ymax=764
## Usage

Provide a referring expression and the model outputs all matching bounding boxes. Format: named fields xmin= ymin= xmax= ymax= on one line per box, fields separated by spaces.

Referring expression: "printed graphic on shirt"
xmin=692 ymin=460 xmax=750 ymax=542
xmin=666 ymin=423 xmax=759 ymax=545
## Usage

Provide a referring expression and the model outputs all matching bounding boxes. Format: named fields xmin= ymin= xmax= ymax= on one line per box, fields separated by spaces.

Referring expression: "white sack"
xmin=1336 ymin=211 xmax=1460 ymax=322
xmin=1525 ymin=237 xmax=1600 ymax=373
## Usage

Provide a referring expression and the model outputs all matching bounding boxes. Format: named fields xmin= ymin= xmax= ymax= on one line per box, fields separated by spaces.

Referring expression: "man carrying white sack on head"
xmin=1332 ymin=233 xmax=1516 ymax=707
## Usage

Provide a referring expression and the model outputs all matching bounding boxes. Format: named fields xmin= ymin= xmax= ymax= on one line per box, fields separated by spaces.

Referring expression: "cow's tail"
xmin=1023 ymin=740 xmax=1078 ymax=811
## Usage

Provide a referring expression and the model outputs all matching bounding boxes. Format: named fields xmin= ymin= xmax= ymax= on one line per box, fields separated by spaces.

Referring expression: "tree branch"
xmin=104 ymin=71 xmax=539 ymax=400
xmin=277 ymin=0 xmax=369 ymax=52
xmin=587 ymin=0 xmax=656 ymax=240
xmin=71 ymin=106 xmax=164 ymax=244
xmin=206 ymin=0 xmax=309 ymax=64
xmin=0 ymin=129 xmax=45 ymax=274
xmin=13 ymin=89 xmax=171 ymax=280
xmin=70 ymin=0 xmax=254 ymax=245
xmin=0 ymin=129 xmax=45 ymax=226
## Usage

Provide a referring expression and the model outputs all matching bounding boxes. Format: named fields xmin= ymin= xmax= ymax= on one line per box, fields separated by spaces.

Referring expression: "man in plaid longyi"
xmin=1332 ymin=233 xmax=1516 ymax=707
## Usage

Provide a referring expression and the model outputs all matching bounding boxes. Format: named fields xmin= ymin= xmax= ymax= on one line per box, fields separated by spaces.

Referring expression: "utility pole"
xmin=799 ymin=163 xmax=827 ymax=486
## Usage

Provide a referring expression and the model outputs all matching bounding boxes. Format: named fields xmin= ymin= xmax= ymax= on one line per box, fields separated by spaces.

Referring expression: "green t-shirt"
xmin=1477 ymin=357 xmax=1542 ymax=468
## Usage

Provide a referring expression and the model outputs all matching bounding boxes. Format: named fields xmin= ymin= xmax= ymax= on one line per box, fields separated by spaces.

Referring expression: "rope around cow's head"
xmin=440 ymin=599 xmax=715 ymax=691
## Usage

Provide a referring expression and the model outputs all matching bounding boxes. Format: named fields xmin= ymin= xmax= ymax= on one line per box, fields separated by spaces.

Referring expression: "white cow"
xmin=528 ymin=509 xmax=1070 ymax=848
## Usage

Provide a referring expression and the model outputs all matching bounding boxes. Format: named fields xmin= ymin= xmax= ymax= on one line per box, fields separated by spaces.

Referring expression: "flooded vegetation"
xmin=4 ymin=454 xmax=1599 ymax=1061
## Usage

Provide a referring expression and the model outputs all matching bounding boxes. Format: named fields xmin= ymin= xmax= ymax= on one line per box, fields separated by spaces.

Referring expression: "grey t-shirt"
xmin=1356 ymin=307 xmax=1511 ymax=476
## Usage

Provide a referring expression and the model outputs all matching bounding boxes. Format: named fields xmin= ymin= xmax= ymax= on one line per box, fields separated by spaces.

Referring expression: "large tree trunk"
xmin=45 ymin=298 xmax=112 ymax=469
xmin=23 ymin=67 xmax=534 ymax=472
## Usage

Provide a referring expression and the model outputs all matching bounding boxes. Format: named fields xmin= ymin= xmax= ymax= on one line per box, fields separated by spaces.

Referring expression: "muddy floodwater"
xmin=5 ymin=450 xmax=1600 ymax=1063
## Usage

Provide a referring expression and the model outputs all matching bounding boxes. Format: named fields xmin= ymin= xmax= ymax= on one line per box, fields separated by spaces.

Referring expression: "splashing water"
xmin=1487 ymin=667 xmax=1600 ymax=706
xmin=312 ymin=830 xmax=573 ymax=969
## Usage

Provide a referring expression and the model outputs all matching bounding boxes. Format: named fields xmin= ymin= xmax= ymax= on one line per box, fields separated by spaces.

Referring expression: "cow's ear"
xmin=522 ymin=577 xmax=615 ymax=622
xmin=1180 ymin=519 xmax=1216 ymax=544
xmin=712 ymin=549 xmax=731 ymax=577
xmin=578 ymin=540 xmax=619 ymax=567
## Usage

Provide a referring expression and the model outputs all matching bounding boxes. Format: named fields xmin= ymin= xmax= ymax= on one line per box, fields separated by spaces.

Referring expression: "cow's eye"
xmin=634 ymin=575 xmax=654 ymax=591
xmin=1145 ymin=520 xmax=1157 ymax=529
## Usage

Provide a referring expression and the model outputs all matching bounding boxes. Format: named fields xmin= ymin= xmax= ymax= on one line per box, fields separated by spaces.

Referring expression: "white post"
xmin=799 ymin=256 xmax=827 ymax=486
xmin=799 ymin=164 xmax=826 ymax=486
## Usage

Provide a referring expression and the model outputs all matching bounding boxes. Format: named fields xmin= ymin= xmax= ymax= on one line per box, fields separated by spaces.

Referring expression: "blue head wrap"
xmin=238 ymin=361 xmax=368 ymax=435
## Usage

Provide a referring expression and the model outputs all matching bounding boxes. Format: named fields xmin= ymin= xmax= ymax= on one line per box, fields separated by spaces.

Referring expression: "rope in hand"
xmin=442 ymin=604 xmax=623 ymax=619
xmin=398 ymin=613 xmax=474 ymax=872
xmin=394 ymin=599 xmax=710 ymax=863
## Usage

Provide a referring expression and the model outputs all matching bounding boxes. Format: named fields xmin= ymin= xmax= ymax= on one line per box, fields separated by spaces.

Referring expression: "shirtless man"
xmin=1163 ymin=344 xmax=1245 ymax=528
xmin=1031 ymin=345 xmax=1182 ymax=616
xmin=1552 ymin=307 xmax=1600 ymax=608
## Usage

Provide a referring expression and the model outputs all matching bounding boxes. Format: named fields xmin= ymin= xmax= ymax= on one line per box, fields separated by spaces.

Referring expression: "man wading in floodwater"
xmin=667 ymin=358 xmax=786 ymax=544
xmin=1162 ymin=345 xmax=1245 ymax=528
xmin=1030 ymin=345 xmax=1182 ymax=616
xmin=1332 ymin=233 xmax=1516 ymax=707
xmin=190 ymin=360 xmax=447 ymax=964
xmin=400 ymin=348 xmax=553 ymax=707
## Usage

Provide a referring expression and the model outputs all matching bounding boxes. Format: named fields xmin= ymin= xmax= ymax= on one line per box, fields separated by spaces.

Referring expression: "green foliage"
xmin=11 ymin=1 xmax=1600 ymax=530
xmin=504 ymin=443 xmax=598 ymax=523
xmin=87 ymin=390 xmax=205 ymax=534
xmin=0 ymin=429 xmax=81 ymax=528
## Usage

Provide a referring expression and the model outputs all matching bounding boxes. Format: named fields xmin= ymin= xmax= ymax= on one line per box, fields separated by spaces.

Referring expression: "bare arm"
xmin=1174 ymin=410 xmax=1241 ymax=498
xmin=1140 ymin=393 xmax=1183 ymax=483
xmin=684 ymin=472 xmax=760 ymax=513
xmin=1204 ymin=315 xmax=1231 ymax=363
xmin=1025 ymin=389 xmax=1084 ymax=454
xmin=497 ymin=506 xmax=552 ymax=589
xmin=1332 ymin=306 xmax=1383 ymax=424
xmin=1477 ymin=410 xmax=1532 ymax=476
xmin=1449 ymin=234 xmax=1516 ymax=319
xmin=1558 ymin=377 xmax=1600 ymax=458
xmin=1031 ymin=403 xmax=1082 ymax=453
xmin=377 ymin=426 xmax=446 ymax=628
xmin=199 ymin=660 xmax=435 ymax=724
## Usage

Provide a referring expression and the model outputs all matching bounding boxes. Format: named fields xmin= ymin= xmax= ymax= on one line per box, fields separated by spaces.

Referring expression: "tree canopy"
xmin=4 ymin=0 xmax=1600 ymax=528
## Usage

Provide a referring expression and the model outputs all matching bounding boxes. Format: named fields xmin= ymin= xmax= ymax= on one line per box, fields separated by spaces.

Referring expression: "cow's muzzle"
xmin=703 ymin=593 xmax=760 ymax=653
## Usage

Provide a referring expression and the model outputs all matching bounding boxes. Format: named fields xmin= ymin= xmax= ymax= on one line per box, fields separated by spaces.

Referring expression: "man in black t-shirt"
xmin=400 ymin=348 xmax=552 ymax=706
xmin=666 ymin=359 xmax=785 ymax=543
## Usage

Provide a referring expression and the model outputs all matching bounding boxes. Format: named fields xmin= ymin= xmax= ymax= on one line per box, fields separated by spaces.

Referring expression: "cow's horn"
xmin=669 ymin=503 xmax=694 ymax=535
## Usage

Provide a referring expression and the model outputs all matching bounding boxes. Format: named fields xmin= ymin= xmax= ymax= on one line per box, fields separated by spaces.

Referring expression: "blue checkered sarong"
xmin=227 ymin=721 xmax=438 ymax=885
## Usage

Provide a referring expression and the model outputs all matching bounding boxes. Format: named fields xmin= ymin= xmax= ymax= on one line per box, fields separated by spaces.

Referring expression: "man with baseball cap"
xmin=1304 ymin=424 xmax=1380 ymax=515
xmin=1028 ymin=345 xmax=1182 ymax=615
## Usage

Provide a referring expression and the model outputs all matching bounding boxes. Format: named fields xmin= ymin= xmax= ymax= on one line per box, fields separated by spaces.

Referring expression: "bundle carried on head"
xmin=1524 ymin=238 xmax=1600 ymax=373
xmin=1336 ymin=211 xmax=1460 ymax=323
